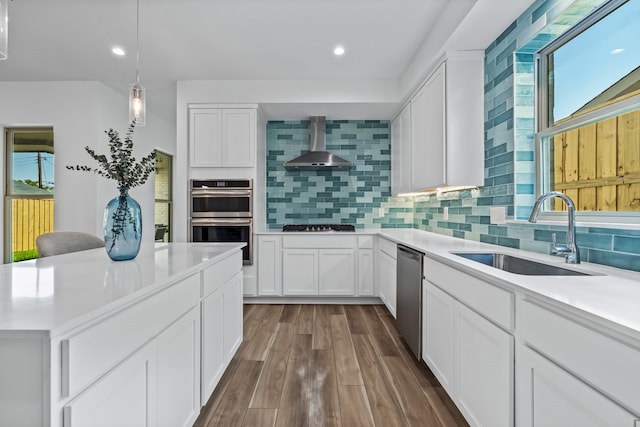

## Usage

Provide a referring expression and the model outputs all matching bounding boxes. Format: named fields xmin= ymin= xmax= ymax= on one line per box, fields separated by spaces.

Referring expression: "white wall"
xmin=0 ymin=81 xmax=175 ymax=262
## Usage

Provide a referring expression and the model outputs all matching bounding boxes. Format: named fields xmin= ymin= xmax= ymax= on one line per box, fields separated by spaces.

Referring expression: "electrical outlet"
xmin=490 ymin=206 xmax=506 ymax=224
xmin=443 ymin=207 xmax=449 ymax=220
xmin=378 ymin=207 xmax=385 ymax=217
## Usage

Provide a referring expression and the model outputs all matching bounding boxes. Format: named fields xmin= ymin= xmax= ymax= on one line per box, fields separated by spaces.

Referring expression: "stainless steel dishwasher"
xmin=396 ymin=244 xmax=424 ymax=359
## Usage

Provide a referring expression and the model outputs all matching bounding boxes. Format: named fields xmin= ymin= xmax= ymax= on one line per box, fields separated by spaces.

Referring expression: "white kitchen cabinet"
xmin=283 ymin=249 xmax=319 ymax=295
xmin=189 ymin=107 xmax=256 ymax=168
xmin=62 ymin=341 xmax=157 ymax=427
xmin=277 ymin=235 xmax=369 ymax=297
xmin=455 ymin=301 xmax=513 ymax=427
xmin=423 ymin=257 xmax=514 ymax=427
xmin=257 ymin=235 xmax=282 ymax=296
xmin=377 ymin=249 xmax=397 ymax=317
xmin=411 ymin=62 xmax=445 ymax=190
xmin=156 ymin=307 xmax=200 ymax=427
xmin=223 ymin=272 xmax=243 ymax=362
xmin=357 ymin=249 xmax=375 ymax=296
xmin=391 ymin=102 xmax=412 ymax=195
xmin=423 ymin=280 xmax=455 ymax=395
xmin=402 ymin=52 xmax=484 ymax=192
xmin=517 ymin=345 xmax=638 ymax=427
xmin=319 ymin=249 xmax=356 ymax=295
xmin=201 ymin=270 xmax=243 ymax=404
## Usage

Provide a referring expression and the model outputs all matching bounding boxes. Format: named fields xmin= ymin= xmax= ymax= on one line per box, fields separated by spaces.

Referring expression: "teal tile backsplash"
xmin=264 ymin=0 xmax=640 ymax=273
xmin=266 ymin=120 xmax=412 ymax=229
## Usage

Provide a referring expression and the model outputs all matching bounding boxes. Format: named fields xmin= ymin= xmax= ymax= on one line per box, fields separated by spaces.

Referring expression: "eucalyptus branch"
xmin=66 ymin=120 xmax=156 ymax=188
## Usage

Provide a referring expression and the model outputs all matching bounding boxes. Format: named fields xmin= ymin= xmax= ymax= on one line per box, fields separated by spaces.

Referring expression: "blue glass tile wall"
xmin=411 ymin=0 xmax=640 ymax=272
xmin=266 ymin=120 xmax=413 ymax=229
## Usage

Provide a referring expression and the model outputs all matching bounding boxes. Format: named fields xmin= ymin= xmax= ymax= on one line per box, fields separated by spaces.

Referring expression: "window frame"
xmin=534 ymin=0 xmax=640 ymax=223
xmin=4 ymin=126 xmax=55 ymax=263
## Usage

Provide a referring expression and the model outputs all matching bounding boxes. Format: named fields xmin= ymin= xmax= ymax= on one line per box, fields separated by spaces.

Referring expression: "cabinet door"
xmin=189 ymin=108 xmax=222 ymax=167
xmin=222 ymin=109 xmax=256 ymax=167
xmin=223 ymin=272 xmax=244 ymax=362
xmin=411 ymin=63 xmax=446 ymax=190
xmin=201 ymin=285 xmax=225 ymax=403
xmin=282 ymin=249 xmax=318 ymax=295
xmin=157 ymin=308 xmax=200 ymax=427
xmin=257 ymin=236 xmax=282 ymax=296
xmin=357 ymin=249 xmax=374 ymax=296
xmin=423 ymin=281 xmax=455 ymax=395
xmin=319 ymin=249 xmax=355 ymax=296
xmin=377 ymin=251 xmax=397 ymax=317
xmin=455 ymin=301 xmax=513 ymax=427
xmin=63 ymin=341 xmax=157 ymax=427
xmin=391 ymin=103 xmax=412 ymax=196
xmin=517 ymin=345 xmax=638 ymax=427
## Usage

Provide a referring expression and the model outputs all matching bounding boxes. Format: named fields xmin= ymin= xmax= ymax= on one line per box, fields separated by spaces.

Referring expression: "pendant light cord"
xmin=135 ymin=0 xmax=140 ymax=84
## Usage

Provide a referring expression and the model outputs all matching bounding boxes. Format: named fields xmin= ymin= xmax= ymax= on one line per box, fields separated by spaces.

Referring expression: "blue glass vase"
xmin=103 ymin=187 xmax=142 ymax=261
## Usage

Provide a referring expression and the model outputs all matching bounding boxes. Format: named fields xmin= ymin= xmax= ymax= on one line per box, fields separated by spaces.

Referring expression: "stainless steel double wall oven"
xmin=190 ymin=179 xmax=253 ymax=264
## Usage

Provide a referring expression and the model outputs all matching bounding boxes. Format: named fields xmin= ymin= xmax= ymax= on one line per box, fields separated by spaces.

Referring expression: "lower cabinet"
xmin=455 ymin=301 xmax=513 ymax=427
xmin=282 ymin=249 xmax=355 ymax=295
xmin=357 ymin=249 xmax=375 ymax=296
xmin=157 ymin=308 xmax=200 ymax=427
xmin=318 ymin=250 xmax=355 ymax=296
xmin=423 ymin=278 xmax=513 ymax=427
xmin=282 ymin=249 xmax=319 ymax=295
xmin=201 ymin=271 xmax=243 ymax=404
xmin=423 ymin=280 xmax=455 ymax=394
xmin=257 ymin=235 xmax=282 ymax=296
xmin=517 ymin=345 xmax=637 ymax=426
xmin=63 ymin=341 xmax=157 ymax=427
xmin=377 ymin=249 xmax=397 ymax=317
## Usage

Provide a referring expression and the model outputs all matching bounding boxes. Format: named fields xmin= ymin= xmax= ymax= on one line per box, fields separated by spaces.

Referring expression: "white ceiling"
xmin=0 ymin=0 xmax=536 ymax=122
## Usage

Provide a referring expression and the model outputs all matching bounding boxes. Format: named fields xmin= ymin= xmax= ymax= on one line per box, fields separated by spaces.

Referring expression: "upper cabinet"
xmin=189 ymin=107 xmax=256 ymax=168
xmin=391 ymin=103 xmax=412 ymax=195
xmin=391 ymin=51 xmax=484 ymax=194
xmin=411 ymin=63 xmax=446 ymax=190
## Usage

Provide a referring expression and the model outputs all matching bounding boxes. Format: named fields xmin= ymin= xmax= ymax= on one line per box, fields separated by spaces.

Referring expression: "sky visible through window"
xmin=552 ymin=0 xmax=640 ymax=121
xmin=13 ymin=152 xmax=55 ymax=190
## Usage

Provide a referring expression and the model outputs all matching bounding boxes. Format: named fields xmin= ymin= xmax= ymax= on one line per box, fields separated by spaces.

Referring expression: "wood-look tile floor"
xmin=194 ymin=304 xmax=468 ymax=427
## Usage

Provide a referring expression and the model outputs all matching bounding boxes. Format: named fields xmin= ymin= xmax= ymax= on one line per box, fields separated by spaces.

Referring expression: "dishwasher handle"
xmin=397 ymin=245 xmax=423 ymax=261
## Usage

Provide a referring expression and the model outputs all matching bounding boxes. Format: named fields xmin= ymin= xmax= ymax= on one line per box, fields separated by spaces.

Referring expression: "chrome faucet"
xmin=528 ymin=191 xmax=580 ymax=264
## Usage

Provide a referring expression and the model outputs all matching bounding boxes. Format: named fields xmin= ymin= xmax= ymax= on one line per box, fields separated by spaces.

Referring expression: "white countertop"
xmin=0 ymin=243 xmax=244 ymax=336
xmin=378 ymin=229 xmax=640 ymax=342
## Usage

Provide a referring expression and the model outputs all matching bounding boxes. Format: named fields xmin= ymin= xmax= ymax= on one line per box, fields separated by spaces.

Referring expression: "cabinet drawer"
xmin=378 ymin=237 xmax=397 ymax=258
xmin=282 ymin=235 xmax=355 ymax=249
xmin=202 ymin=251 xmax=242 ymax=296
xmin=357 ymin=235 xmax=374 ymax=249
xmin=518 ymin=298 xmax=640 ymax=414
xmin=425 ymin=257 xmax=513 ymax=330
xmin=61 ymin=274 xmax=200 ymax=398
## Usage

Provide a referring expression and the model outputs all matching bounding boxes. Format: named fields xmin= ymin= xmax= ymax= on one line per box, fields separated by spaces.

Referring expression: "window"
xmin=154 ymin=151 xmax=172 ymax=242
xmin=537 ymin=0 xmax=640 ymax=215
xmin=4 ymin=127 xmax=55 ymax=262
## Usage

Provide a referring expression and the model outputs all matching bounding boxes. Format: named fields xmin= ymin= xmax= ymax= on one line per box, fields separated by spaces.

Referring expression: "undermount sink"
xmin=452 ymin=252 xmax=595 ymax=276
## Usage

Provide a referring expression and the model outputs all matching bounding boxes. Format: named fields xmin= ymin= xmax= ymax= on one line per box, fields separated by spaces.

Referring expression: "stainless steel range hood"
xmin=283 ymin=116 xmax=353 ymax=169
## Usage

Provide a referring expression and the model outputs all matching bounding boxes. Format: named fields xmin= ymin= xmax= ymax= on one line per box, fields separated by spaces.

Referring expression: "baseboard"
xmin=243 ymin=296 xmax=384 ymax=305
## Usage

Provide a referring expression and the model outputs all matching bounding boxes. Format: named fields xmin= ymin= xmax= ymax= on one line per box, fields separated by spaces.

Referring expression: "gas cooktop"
xmin=282 ymin=224 xmax=355 ymax=232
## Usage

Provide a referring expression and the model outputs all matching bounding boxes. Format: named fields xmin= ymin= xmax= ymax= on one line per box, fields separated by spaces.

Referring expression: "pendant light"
xmin=0 ymin=0 xmax=8 ymax=60
xmin=128 ymin=0 xmax=146 ymax=126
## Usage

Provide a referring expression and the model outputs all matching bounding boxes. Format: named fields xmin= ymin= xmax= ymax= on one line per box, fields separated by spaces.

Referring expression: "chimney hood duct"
xmin=284 ymin=116 xmax=353 ymax=169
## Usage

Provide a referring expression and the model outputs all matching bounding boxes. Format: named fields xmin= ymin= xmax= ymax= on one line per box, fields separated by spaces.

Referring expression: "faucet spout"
xmin=528 ymin=191 xmax=580 ymax=264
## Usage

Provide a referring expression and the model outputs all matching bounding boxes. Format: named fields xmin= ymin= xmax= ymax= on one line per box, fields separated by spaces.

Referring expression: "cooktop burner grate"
xmin=282 ymin=224 xmax=355 ymax=232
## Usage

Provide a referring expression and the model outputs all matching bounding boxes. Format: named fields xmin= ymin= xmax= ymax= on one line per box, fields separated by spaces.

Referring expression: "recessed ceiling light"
xmin=610 ymin=48 xmax=625 ymax=55
xmin=112 ymin=47 xmax=126 ymax=56
xmin=334 ymin=46 xmax=345 ymax=56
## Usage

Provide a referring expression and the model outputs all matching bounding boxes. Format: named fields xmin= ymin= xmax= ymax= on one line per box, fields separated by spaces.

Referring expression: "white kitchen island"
xmin=0 ymin=242 xmax=245 ymax=427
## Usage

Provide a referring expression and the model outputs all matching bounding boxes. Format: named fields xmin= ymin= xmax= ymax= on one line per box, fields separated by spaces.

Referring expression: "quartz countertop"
xmin=0 ymin=243 xmax=244 ymax=336
xmin=378 ymin=229 xmax=640 ymax=343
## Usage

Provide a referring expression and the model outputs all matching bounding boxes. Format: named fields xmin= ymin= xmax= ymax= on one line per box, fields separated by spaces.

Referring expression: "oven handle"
xmin=191 ymin=189 xmax=252 ymax=197
xmin=191 ymin=218 xmax=253 ymax=226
